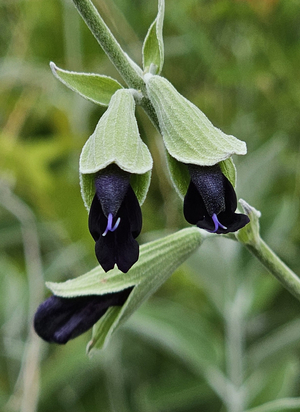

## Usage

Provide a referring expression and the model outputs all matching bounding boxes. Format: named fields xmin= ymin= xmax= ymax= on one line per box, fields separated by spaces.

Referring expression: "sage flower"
xmin=34 ymin=288 xmax=133 ymax=344
xmin=89 ymin=165 xmax=142 ymax=273
xmin=184 ymin=164 xmax=249 ymax=233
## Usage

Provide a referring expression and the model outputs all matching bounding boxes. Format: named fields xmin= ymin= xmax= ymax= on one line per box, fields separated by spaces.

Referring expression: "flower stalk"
xmin=71 ymin=0 xmax=160 ymax=129
xmin=237 ymin=200 xmax=300 ymax=302
xmin=245 ymin=238 xmax=300 ymax=302
xmin=71 ymin=0 xmax=143 ymax=90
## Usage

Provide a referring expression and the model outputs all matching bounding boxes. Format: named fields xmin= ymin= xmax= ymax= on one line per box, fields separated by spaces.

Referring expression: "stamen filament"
xmin=112 ymin=217 xmax=121 ymax=231
xmin=211 ymin=213 xmax=227 ymax=233
xmin=102 ymin=213 xmax=121 ymax=236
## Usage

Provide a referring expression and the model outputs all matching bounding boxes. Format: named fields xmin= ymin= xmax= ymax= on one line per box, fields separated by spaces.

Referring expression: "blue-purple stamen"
xmin=210 ymin=213 xmax=227 ymax=233
xmin=102 ymin=213 xmax=121 ymax=237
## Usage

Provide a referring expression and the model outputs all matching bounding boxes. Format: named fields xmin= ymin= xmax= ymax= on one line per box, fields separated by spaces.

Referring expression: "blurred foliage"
xmin=1 ymin=0 xmax=300 ymax=411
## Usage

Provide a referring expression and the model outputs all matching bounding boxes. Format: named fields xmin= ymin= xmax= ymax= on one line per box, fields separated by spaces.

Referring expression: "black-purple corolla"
xmin=184 ymin=164 xmax=249 ymax=234
xmin=88 ymin=164 xmax=142 ymax=273
xmin=34 ymin=288 xmax=132 ymax=344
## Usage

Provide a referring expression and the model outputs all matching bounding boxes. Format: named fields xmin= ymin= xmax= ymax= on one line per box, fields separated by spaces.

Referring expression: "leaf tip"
xmin=49 ymin=61 xmax=59 ymax=79
xmin=240 ymin=141 xmax=247 ymax=155
xmin=49 ymin=61 xmax=57 ymax=71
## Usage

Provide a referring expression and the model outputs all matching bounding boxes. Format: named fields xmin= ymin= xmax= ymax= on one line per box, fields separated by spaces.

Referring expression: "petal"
xmin=90 ymin=183 xmax=142 ymax=273
xmin=188 ymin=164 xmax=225 ymax=216
xmin=124 ymin=185 xmax=142 ymax=238
xmin=183 ymin=181 xmax=207 ymax=225
xmin=183 ymin=165 xmax=250 ymax=234
xmin=34 ymin=289 xmax=132 ymax=344
xmin=95 ymin=198 xmax=140 ymax=273
xmin=95 ymin=230 xmax=117 ymax=272
xmin=212 ymin=174 xmax=249 ymax=233
xmin=194 ymin=216 xmax=216 ymax=232
xmin=216 ymin=210 xmax=250 ymax=234
xmin=223 ymin=173 xmax=238 ymax=213
xmin=114 ymin=202 xmax=140 ymax=272
xmin=95 ymin=165 xmax=130 ymax=217
xmin=88 ymin=193 xmax=105 ymax=241
xmin=89 ymin=175 xmax=142 ymax=273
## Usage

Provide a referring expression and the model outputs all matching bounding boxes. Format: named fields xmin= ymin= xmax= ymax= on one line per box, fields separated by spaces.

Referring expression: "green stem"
xmin=71 ymin=0 xmax=144 ymax=91
xmin=71 ymin=0 xmax=160 ymax=130
xmin=237 ymin=201 xmax=300 ymax=302
xmin=244 ymin=238 xmax=300 ymax=302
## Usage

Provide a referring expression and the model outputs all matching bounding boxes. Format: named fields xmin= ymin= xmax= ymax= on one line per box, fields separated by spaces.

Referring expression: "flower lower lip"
xmin=210 ymin=213 xmax=227 ymax=233
xmin=183 ymin=164 xmax=250 ymax=234
xmin=89 ymin=179 xmax=142 ymax=273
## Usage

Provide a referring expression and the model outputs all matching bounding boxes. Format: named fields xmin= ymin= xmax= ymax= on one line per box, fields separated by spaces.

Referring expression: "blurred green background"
xmin=1 ymin=0 xmax=300 ymax=411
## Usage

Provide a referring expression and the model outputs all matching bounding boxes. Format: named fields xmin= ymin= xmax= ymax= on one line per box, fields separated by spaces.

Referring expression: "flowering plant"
xmin=33 ymin=0 xmax=300 ymax=364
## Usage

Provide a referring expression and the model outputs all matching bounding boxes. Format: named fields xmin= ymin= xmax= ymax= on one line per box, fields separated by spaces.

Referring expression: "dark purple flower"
xmin=34 ymin=288 xmax=132 ymax=344
xmin=184 ymin=164 xmax=249 ymax=234
xmin=89 ymin=165 xmax=142 ymax=273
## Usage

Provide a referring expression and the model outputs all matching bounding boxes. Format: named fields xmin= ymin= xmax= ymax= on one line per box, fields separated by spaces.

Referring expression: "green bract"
xmin=142 ymin=0 xmax=165 ymax=75
xmin=46 ymin=227 xmax=203 ymax=352
xmin=145 ymin=74 xmax=247 ymax=166
xmin=236 ymin=199 xmax=261 ymax=245
xmin=50 ymin=62 xmax=123 ymax=106
xmin=79 ymin=88 xmax=153 ymax=208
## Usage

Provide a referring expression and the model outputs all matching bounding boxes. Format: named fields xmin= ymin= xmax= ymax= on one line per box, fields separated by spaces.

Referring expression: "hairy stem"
xmin=71 ymin=0 xmax=143 ymax=90
xmin=71 ymin=0 xmax=160 ymax=130
xmin=245 ymin=238 xmax=300 ymax=301
xmin=237 ymin=201 xmax=300 ymax=302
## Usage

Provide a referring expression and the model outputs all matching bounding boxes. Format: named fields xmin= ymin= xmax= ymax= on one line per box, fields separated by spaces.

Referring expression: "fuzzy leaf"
xmin=46 ymin=227 xmax=203 ymax=351
xmin=145 ymin=75 xmax=247 ymax=166
xmin=129 ymin=170 xmax=152 ymax=205
xmin=142 ymin=0 xmax=165 ymax=74
xmin=80 ymin=89 xmax=152 ymax=175
xmin=165 ymin=151 xmax=190 ymax=199
xmin=50 ymin=62 xmax=123 ymax=106
xmin=219 ymin=157 xmax=237 ymax=188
